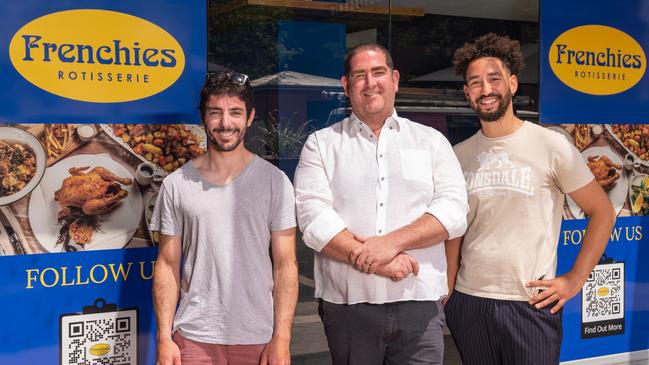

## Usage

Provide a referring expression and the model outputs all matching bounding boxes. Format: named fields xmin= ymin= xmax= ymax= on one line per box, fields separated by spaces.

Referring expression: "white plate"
xmin=0 ymin=127 xmax=47 ymax=206
xmin=567 ymin=146 xmax=627 ymax=218
xmin=28 ymin=154 xmax=142 ymax=252
xmin=99 ymin=124 xmax=206 ymax=177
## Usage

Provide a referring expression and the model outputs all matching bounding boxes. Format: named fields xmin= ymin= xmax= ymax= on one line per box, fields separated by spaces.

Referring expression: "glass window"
xmin=207 ymin=1 xmax=538 ymax=361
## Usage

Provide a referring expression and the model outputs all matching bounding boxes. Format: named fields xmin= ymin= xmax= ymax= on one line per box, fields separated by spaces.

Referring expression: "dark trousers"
xmin=445 ymin=290 xmax=562 ymax=365
xmin=318 ymin=299 xmax=445 ymax=365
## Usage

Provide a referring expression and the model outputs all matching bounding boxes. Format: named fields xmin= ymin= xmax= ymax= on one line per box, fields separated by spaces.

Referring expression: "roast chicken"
xmin=54 ymin=166 xmax=132 ymax=218
xmin=587 ymin=155 xmax=622 ymax=191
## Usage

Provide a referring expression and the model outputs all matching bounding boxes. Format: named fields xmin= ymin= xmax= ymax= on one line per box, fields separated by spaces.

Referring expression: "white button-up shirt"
xmin=295 ymin=111 xmax=468 ymax=304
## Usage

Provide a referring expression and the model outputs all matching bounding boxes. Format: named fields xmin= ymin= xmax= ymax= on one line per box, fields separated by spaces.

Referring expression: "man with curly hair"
xmin=444 ymin=33 xmax=615 ymax=364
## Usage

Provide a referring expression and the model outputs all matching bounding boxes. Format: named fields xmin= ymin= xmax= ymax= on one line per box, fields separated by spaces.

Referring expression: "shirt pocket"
xmin=401 ymin=149 xmax=432 ymax=183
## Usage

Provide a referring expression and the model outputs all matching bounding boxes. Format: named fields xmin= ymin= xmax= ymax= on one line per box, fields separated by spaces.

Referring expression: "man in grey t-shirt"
xmin=151 ymin=71 xmax=298 ymax=365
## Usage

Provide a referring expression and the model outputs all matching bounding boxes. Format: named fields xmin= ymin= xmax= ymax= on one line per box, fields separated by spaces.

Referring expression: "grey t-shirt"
xmin=149 ymin=156 xmax=296 ymax=344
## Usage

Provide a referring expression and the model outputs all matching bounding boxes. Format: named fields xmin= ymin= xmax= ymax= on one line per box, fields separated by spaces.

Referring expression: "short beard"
xmin=472 ymin=90 xmax=512 ymax=122
xmin=207 ymin=127 xmax=246 ymax=152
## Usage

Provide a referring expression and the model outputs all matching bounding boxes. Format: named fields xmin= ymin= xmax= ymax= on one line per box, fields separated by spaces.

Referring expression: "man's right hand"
xmin=375 ymin=253 xmax=419 ymax=281
xmin=442 ymin=276 xmax=456 ymax=305
xmin=156 ymin=338 xmax=181 ymax=365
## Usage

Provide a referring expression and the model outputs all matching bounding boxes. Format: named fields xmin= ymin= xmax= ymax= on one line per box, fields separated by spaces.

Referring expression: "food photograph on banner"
xmin=542 ymin=123 xmax=649 ymax=220
xmin=0 ymin=0 xmax=206 ymax=256
xmin=0 ymin=123 xmax=206 ymax=255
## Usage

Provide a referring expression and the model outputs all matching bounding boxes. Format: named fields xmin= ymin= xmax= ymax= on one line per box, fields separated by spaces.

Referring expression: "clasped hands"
xmin=348 ymin=235 xmax=418 ymax=281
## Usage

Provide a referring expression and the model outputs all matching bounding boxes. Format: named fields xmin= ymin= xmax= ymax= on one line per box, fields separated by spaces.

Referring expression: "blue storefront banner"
xmin=558 ymin=217 xmax=649 ymax=362
xmin=540 ymin=0 xmax=649 ymax=124
xmin=0 ymin=1 xmax=205 ymax=364
xmin=0 ymin=248 xmax=158 ymax=364
xmin=541 ymin=0 xmax=649 ymax=362
xmin=0 ymin=1 xmax=206 ymax=124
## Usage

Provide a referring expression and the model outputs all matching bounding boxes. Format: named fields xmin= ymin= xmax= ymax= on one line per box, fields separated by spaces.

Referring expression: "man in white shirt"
xmin=294 ymin=44 xmax=468 ymax=364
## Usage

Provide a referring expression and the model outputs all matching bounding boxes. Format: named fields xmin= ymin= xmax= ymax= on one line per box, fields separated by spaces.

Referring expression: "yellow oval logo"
xmin=9 ymin=9 xmax=185 ymax=103
xmin=549 ymin=25 xmax=646 ymax=95
xmin=597 ymin=286 xmax=610 ymax=297
xmin=89 ymin=343 xmax=111 ymax=356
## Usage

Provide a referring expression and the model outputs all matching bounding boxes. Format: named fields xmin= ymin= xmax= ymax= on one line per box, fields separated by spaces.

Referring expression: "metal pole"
xmin=388 ymin=0 xmax=392 ymax=52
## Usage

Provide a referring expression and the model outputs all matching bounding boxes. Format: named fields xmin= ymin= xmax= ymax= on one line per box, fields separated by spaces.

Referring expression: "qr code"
xmin=60 ymin=309 xmax=137 ymax=365
xmin=582 ymin=262 xmax=624 ymax=323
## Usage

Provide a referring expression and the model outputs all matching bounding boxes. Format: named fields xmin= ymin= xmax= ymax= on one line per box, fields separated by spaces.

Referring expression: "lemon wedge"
xmin=643 ymin=176 xmax=649 ymax=189
xmin=633 ymin=193 xmax=644 ymax=214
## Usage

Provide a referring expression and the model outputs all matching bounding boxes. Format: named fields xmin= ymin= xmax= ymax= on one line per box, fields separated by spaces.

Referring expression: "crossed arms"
xmin=295 ymin=132 xmax=468 ymax=279
xmin=322 ymin=215 xmax=451 ymax=280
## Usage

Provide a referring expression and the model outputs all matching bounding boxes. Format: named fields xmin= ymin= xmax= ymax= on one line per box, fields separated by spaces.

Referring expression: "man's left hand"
xmin=349 ymin=235 xmax=401 ymax=273
xmin=259 ymin=336 xmax=290 ymax=365
xmin=526 ymin=272 xmax=583 ymax=314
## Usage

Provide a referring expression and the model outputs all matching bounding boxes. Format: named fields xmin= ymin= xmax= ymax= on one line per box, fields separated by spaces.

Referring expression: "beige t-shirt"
xmin=453 ymin=121 xmax=594 ymax=301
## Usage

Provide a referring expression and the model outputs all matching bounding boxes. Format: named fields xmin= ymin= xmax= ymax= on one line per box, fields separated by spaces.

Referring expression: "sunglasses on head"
xmin=206 ymin=71 xmax=249 ymax=85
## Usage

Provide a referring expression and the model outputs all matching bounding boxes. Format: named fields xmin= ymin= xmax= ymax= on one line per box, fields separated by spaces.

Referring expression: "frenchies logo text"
xmin=9 ymin=9 xmax=186 ymax=103
xmin=549 ymin=25 xmax=646 ymax=95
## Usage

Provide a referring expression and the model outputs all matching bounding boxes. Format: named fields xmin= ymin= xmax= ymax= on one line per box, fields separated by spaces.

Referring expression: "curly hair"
xmin=453 ymin=33 xmax=524 ymax=80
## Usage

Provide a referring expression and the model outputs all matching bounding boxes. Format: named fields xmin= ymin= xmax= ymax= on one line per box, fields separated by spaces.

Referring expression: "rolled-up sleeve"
xmin=294 ymin=133 xmax=347 ymax=252
xmin=426 ymin=135 xmax=469 ymax=239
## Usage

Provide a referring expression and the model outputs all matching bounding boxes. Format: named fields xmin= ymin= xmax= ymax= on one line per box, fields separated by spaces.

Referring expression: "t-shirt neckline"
xmin=188 ymin=155 xmax=258 ymax=188
xmin=478 ymin=120 xmax=529 ymax=142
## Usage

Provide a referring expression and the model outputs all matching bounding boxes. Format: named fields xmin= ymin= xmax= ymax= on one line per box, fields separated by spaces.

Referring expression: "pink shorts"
xmin=173 ymin=332 xmax=266 ymax=365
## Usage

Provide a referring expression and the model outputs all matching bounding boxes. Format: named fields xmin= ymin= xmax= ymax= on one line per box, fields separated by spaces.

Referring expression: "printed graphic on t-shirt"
xmin=464 ymin=149 xmax=534 ymax=196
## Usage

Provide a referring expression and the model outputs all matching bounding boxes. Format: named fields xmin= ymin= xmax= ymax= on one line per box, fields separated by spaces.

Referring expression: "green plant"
xmin=254 ymin=112 xmax=313 ymax=159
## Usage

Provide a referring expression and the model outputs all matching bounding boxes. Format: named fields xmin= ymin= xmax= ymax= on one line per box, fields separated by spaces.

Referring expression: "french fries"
xmin=44 ymin=124 xmax=75 ymax=159
xmin=574 ymin=124 xmax=593 ymax=151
